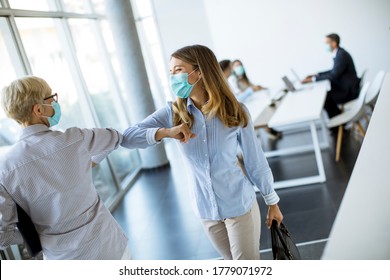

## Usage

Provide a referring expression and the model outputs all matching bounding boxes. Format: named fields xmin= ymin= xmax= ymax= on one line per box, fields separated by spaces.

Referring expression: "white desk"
xmin=267 ymin=81 xmax=330 ymax=189
xmin=322 ymin=73 xmax=390 ymax=259
xmin=243 ymin=90 xmax=273 ymax=123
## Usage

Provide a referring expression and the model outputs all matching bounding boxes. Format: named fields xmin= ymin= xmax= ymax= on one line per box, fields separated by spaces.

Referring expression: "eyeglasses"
xmin=43 ymin=93 xmax=58 ymax=102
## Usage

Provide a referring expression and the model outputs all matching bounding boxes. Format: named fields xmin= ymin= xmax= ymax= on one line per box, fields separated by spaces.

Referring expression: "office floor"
xmin=113 ymin=126 xmax=363 ymax=260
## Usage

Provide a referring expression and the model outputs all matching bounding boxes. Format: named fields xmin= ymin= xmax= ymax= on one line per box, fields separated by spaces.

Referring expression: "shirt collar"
xmin=332 ymin=47 xmax=339 ymax=58
xmin=19 ymin=124 xmax=51 ymax=141
xmin=186 ymin=97 xmax=195 ymax=111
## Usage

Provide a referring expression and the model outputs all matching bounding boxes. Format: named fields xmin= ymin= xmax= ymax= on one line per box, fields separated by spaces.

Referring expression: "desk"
xmin=322 ymin=73 xmax=390 ymax=259
xmin=267 ymin=81 xmax=330 ymax=189
xmin=243 ymin=90 xmax=273 ymax=127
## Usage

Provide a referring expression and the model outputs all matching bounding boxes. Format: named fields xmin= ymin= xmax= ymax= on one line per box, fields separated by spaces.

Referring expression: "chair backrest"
xmin=327 ymin=82 xmax=370 ymax=126
xmin=359 ymin=69 xmax=368 ymax=90
xmin=350 ymin=82 xmax=370 ymax=122
xmin=365 ymin=71 xmax=386 ymax=105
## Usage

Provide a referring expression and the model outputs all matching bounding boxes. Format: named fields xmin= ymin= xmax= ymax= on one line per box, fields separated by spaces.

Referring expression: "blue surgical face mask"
xmin=233 ymin=65 xmax=245 ymax=76
xmin=325 ymin=44 xmax=332 ymax=53
xmin=42 ymin=101 xmax=62 ymax=126
xmin=169 ymin=69 xmax=201 ymax=99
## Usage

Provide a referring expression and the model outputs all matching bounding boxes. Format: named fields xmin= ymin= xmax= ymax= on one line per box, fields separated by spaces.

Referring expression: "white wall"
xmin=153 ymin=0 xmax=390 ymax=87
xmin=152 ymin=0 xmax=214 ymax=59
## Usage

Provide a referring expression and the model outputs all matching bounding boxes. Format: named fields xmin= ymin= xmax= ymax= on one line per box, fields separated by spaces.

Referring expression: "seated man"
xmin=0 ymin=76 xmax=188 ymax=259
xmin=302 ymin=33 xmax=360 ymax=118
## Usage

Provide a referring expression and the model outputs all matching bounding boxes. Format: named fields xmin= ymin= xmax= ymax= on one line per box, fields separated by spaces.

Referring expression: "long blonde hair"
xmin=171 ymin=45 xmax=248 ymax=128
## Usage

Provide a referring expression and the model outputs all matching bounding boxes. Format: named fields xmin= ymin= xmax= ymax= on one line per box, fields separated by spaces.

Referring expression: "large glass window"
xmin=68 ymin=18 xmax=140 ymax=182
xmin=0 ymin=1 xmax=145 ymax=207
xmin=0 ymin=18 xmax=20 ymax=156
xmin=15 ymin=18 xmax=90 ymax=129
xmin=8 ymin=0 xmax=57 ymax=11
xmin=62 ymin=0 xmax=92 ymax=13
xmin=132 ymin=0 xmax=172 ymax=107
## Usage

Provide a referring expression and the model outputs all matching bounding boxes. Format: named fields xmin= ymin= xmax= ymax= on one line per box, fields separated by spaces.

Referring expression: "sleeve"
xmin=316 ymin=52 xmax=348 ymax=81
xmin=237 ymin=104 xmax=280 ymax=205
xmin=121 ymin=103 xmax=173 ymax=149
xmin=80 ymin=128 xmax=123 ymax=164
xmin=0 ymin=184 xmax=24 ymax=249
xmin=236 ymin=87 xmax=254 ymax=102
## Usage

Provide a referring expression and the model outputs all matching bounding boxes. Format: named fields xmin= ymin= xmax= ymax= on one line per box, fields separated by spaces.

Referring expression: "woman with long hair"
xmin=228 ymin=59 xmax=282 ymax=139
xmin=230 ymin=59 xmax=265 ymax=94
xmin=121 ymin=45 xmax=283 ymax=260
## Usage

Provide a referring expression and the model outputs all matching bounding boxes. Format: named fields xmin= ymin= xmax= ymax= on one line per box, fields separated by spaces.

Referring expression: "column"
xmin=105 ymin=0 xmax=168 ymax=168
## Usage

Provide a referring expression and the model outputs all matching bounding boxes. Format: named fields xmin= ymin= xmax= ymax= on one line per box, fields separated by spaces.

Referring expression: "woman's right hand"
xmin=156 ymin=124 xmax=196 ymax=143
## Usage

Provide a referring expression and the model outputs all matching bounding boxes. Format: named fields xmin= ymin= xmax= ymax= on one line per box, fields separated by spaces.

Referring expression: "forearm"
xmin=247 ymin=167 xmax=280 ymax=205
xmin=236 ymin=87 xmax=254 ymax=102
xmin=121 ymin=126 xmax=160 ymax=149
xmin=155 ymin=128 xmax=171 ymax=141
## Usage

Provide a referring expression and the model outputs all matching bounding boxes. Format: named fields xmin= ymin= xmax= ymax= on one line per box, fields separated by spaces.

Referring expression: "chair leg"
xmin=335 ymin=125 xmax=343 ymax=162
xmin=356 ymin=121 xmax=366 ymax=137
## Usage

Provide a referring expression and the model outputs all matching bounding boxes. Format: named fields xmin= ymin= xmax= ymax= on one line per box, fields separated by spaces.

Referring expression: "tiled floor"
xmin=112 ymin=126 xmax=362 ymax=260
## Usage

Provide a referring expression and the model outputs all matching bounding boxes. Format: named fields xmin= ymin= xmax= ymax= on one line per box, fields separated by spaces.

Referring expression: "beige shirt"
xmin=0 ymin=124 xmax=127 ymax=259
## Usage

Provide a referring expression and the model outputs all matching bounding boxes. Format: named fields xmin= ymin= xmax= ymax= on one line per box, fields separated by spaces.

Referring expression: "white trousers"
xmin=201 ymin=200 xmax=261 ymax=260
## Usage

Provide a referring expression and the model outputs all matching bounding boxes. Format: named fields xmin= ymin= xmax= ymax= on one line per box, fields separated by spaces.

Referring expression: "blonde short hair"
xmin=1 ymin=76 xmax=51 ymax=124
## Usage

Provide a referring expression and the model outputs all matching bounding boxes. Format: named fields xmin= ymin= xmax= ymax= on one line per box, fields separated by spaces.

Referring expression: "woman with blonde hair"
xmin=0 ymin=76 xmax=190 ymax=259
xmin=122 ymin=45 xmax=283 ymax=260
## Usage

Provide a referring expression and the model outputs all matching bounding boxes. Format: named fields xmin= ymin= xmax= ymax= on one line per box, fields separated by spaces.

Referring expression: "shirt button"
xmin=203 ymin=139 xmax=206 ymax=142
xmin=205 ymin=153 xmax=208 ymax=157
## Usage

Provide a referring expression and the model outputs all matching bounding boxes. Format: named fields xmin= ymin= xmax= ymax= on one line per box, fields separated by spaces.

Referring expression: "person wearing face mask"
xmin=220 ymin=59 xmax=281 ymax=140
xmin=228 ymin=60 xmax=266 ymax=100
xmin=121 ymin=45 xmax=283 ymax=260
xmin=0 ymin=76 xmax=189 ymax=259
xmin=302 ymin=33 xmax=360 ymax=119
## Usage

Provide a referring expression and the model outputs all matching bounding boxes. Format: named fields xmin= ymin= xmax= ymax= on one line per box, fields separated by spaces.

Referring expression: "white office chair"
xmin=365 ymin=70 xmax=386 ymax=106
xmin=327 ymin=82 xmax=370 ymax=162
xmin=343 ymin=70 xmax=386 ymax=111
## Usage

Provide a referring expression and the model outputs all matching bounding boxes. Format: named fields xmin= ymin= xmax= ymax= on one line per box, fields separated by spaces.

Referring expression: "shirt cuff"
xmin=91 ymin=151 xmax=110 ymax=164
xmin=146 ymin=127 xmax=161 ymax=145
xmin=263 ymin=191 xmax=280 ymax=206
xmin=312 ymin=76 xmax=317 ymax=82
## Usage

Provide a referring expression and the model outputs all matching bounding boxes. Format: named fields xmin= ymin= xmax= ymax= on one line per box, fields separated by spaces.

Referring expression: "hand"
xmin=252 ymin=85 xmax=265 ymax=91
xmin=301 ymin=75 xmax=314 ymax=84
xmin=156 ymin=123 xmax=196 ymax=143
xmin=266 ymin=204 xmax=283 ymax=229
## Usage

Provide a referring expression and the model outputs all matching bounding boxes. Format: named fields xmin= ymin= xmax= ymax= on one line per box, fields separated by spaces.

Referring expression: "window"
xmin=15 ymin=17 xmax=90 ymax=129
xmin=132 ymin=0 xmax=173 ymax=107
xmin=0 ymin=18 xmax=20 ymax=154
xmin=0 ymin=0 xmax=143 ymax=208
xmin=8 ymin=0 xmax=57 ymax=11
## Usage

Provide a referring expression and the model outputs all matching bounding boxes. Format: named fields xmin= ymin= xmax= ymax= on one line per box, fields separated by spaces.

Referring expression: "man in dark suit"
xmin=302 ymin=33 xmax=360 ymax=118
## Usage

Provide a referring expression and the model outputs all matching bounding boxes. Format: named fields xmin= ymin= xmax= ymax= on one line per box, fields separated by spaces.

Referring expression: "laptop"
xmin=282 ymin=76 xmax=301 ymax=92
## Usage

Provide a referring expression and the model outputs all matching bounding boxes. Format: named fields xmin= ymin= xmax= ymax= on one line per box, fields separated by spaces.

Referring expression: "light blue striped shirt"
xmin=122 ymin=99 xmax=279 ymax=220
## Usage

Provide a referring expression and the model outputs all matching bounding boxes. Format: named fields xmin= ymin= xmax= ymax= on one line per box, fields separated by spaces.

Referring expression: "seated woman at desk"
xmin=219 ymin=60 xmax=255 ymax=102
xmin=229 ymin=60 xmax=266 ymax=101
xmin=220 ymin=59 xmax=281 ymax=140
